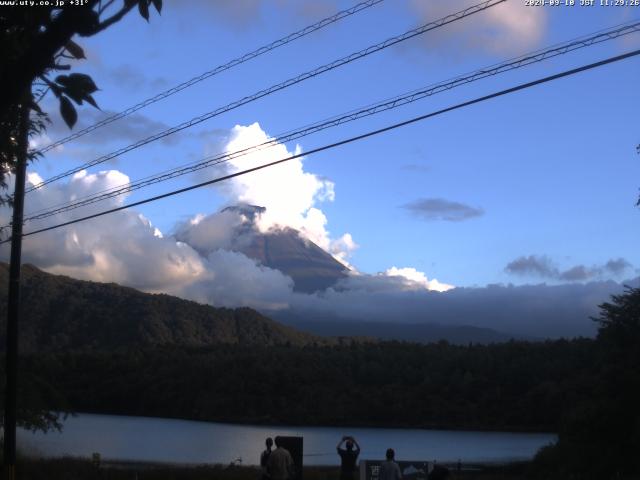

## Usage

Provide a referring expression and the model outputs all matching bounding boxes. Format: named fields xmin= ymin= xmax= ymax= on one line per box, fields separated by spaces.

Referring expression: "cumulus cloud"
xmin=330 ymin=233 xmax=358 ymax=268
xmin=409 ymin=0 xmax=546 ymax=57
xmin=401 ymin=198 xmax=484 ymax=222
xmin=173 ymin=209 xmax=248 ymax=255
xmin=505 ymin=255 xmax=634 ymax=282
xmin=1 ymin=169 xmax=633 ymax=339
xmin=0 ymin=170 xmax=293 ymax=310
xmin=35 ymin=117 xmax=640 ymax=341
xmin=384 ymin=267 xmax=454 ymax=292
xmin=209 ymin=122 xmax=355 ymax=258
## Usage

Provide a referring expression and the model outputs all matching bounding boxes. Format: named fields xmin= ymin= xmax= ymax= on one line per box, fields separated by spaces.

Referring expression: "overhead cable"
xmin=36 ymin=0 xmax=386 ymax=154
xmin=4 ymin=48 xmax=637 ymax=243
xmin=27 ymin=0 xmax=505 ymax=193
xmin=20 ymin=19 xmax=640 ymax=223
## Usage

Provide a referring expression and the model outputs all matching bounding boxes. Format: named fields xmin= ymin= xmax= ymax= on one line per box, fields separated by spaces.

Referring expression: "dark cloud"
xmin=506 ymin=255 xmax=634 ymax=282
xmin=604 ymin=258 xmax=632 ymax=276
xmin=46 ymin=107 xmax=181 ymax=147
xmin=166 ymin=0 xmax=342 ymax=32
xmin=559 ymin=265 xmax=592 ymax=282
xmin=505 ymin=255 xmax=558 ymax=278
xmin=167 ymin=0 xmax=262 ymax=29
xmin=401 ymin=198 xmax=484 ymax=222
xmin=276 ymin=277 xmax=639 ymax=339
xmin=106 ymin=64 xmax=170 ymax=92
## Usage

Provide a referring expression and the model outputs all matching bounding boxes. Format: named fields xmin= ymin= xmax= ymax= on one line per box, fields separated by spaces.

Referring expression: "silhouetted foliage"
xmin=0 ymin=263 xmax=607 ymax=434
xmin=532 ymin=287 xmax=640 ymax=479
xmin=8 ymin=339 xmax=597 ymax=433
xmin=0 ymin=0 xmax=162 ymax=204
xmin=0 ymin=1 xmax=162 ymax=433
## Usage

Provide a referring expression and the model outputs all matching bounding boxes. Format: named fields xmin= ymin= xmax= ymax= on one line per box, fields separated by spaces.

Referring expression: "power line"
xmin=36 ymin=0 xmax=385 ymax=155
xmin=19 ymin=19 xmax=640 ymax=224
xmin=27 ymin=0 xmax=505 ymax=193
xmin=5 ymin=48 xmax=638 ymax=244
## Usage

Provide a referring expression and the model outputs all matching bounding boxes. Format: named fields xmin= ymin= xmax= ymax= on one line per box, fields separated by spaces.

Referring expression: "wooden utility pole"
xmin=3 ymin=91 xmax=31 ymax=480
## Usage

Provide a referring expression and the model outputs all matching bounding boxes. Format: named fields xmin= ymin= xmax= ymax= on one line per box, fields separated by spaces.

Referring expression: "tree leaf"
xmin=55 ymin=74 xmax=70 ymax=87
xmin=75 ymin=9 xmax=100 ymax=37
xmin=151 ymin=0 xmax=162 ymax=14
xmin=84 ymin=94 xmax=100 ymax=110
xmin=60 ymin=96 xmax=77 ymax=129
xmin=30 ymin=101 xmax=43 ymax=115
xmin=138 ymin=0 xmax=149 ymax=21
xmin=63 ymin=87 xmax=84 ymax=105
xmin=65 ymin=40 xmax=86 ymax=60
xmin=49 ymin=83 xmax=62 ymax=98
xmin=67 ymin=73 xmax=98 ymax=94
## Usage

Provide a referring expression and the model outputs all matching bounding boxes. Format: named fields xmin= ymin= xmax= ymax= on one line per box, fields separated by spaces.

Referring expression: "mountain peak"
xmin=218 ymin=205 xmax=349 ymax=293
xmin=221 ymin=204 xmax=265 ymax=224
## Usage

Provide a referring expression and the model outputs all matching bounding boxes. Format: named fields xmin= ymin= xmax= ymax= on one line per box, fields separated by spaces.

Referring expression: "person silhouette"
xmin=379 ymin=448 xmax=402 ymax=480
xmin=336 ymin=435 xmax=361 ymax=480
xmin=266 ymin=436 xmax=294 ymax=480
xmin=260 ymin=437 xmax=273 ymax=480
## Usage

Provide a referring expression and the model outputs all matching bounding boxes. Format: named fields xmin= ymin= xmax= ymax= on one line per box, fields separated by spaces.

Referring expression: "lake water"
xmin=18 ymin=413 xmax=556 ymax=466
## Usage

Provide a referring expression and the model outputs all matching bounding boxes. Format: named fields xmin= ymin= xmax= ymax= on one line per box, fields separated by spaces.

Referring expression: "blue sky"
xmin=13 ymin=0 xmax=640 ymax=295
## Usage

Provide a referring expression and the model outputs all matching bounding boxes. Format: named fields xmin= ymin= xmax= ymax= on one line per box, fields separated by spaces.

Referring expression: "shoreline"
xmin=10 ymin=456 xmax=532 ymax=480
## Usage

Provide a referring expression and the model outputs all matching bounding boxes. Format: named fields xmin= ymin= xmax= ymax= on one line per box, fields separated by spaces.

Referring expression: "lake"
xmin=18 ymin=413 xmax=556 ymax=466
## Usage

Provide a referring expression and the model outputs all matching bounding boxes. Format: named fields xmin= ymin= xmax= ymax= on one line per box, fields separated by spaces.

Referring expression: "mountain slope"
xmin=222 ymin=205 xmax=349 ymax=293
xmin=0 ymin=263 xmax=325 ymax=352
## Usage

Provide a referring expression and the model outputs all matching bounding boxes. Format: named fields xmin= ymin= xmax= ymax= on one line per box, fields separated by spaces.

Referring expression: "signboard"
xmin=360 ymin=459 xmax=431 ymax=480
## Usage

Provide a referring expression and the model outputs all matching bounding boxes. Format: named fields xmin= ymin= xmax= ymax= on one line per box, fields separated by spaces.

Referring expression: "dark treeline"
xmin=1 ymin=267 xmax=637 ymax=478
xmin=16 ymin=339 xmax=595 ymax=432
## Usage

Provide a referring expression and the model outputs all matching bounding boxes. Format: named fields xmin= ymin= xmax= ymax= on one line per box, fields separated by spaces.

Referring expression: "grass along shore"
xmin=0 ymin=456 xmax=532 ymax=480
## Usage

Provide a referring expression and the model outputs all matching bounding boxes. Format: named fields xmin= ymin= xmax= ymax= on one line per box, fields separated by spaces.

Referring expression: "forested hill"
xmin=0 ymin=263 xmax=326 ymax=352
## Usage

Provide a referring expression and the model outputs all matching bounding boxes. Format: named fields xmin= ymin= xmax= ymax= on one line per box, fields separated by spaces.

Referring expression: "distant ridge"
xmin=273 ymin=315 xmax=526 ymax=345
xmin=0 ymin=263 xmax=326 ymax=353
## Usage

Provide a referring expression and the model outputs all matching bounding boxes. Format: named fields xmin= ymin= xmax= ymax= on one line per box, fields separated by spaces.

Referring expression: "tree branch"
xmin=98 ymin=0 xmax=117 ymax=15
xmin=92 ymin=2 xmax=136 ymax=34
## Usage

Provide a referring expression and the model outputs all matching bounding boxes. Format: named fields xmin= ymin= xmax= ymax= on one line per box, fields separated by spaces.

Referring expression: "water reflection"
xmin=18 ymin=414 xmax=556 ymax=466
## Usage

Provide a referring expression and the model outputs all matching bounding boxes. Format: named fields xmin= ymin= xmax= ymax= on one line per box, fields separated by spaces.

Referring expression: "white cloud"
xmin=385 ymin=266 xmax=454 ymax=292
xmin=217 ymin=123 xmax=337 ymax=240
xmin=330 ymin=233 xmax=358 ymax=268
xmin=207 ymin=122 xmax=360 ymax=263
xmin=2 ymin=167 xmax=634 ymax=339
xmin=0 ymin=124 xmax=453 ymax=318
xmin=0 ymin=169 xmax=293 ymax=309
xmin=409 ymin=0 xmax=546 ymax=57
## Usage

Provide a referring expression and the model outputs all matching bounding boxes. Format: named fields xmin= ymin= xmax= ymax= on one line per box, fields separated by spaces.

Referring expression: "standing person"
xmin=379 ymin=448 xmax=402 ymax=480
xmin=260 ymin=437 xmax=273 ymax=479
xmin=267 ymin=436 xmax=295 ymax=480
xmin=336 ymin=435 xmax=361 ymax=480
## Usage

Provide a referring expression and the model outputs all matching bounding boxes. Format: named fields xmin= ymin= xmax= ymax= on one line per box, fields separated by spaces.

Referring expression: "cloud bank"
xmin=2 ymin=123 xmax=631 ymax=340
xmin=505 ymin=255 xmax=634 ymax=282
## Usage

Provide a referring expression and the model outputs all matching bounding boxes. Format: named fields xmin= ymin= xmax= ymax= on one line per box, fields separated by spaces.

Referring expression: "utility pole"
xmin=3 ymin=90 xmax=31 ymax=480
